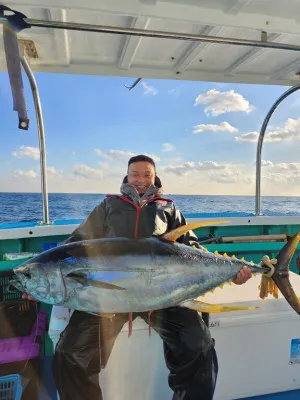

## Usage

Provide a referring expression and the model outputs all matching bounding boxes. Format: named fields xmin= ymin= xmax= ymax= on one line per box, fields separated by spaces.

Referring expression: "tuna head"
xmin=12 ymin=262 xmax=67 ymax=305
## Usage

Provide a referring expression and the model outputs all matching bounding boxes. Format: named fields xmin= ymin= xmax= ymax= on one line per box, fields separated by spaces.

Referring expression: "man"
xmin=26 ymin=155 xmax=251 ymax=400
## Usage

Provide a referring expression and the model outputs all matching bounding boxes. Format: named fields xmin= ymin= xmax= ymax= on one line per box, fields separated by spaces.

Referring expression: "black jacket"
xmin=66 ymin=182 xmax=200 ymax=248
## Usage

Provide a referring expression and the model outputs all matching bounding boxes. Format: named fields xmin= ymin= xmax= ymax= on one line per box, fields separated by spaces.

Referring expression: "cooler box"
xmin=207 ymin=271 xmax=300 ymax=399
xmin=49 ymin=272 xmax=300 ymax=400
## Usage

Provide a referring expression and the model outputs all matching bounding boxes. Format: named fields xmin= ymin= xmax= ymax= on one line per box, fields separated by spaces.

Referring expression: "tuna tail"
xmin=261 ymin=233 xmax=300 ymax=315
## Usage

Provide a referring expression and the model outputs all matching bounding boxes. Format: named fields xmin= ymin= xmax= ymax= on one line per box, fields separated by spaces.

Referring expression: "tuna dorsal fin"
xmin=180 ymin=299 xmax=257 ymax=313
xmin=161 ymin=220 xmax=229 ymax=242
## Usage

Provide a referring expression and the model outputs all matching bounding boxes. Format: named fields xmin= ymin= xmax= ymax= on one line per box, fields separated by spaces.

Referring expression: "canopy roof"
xmin=2 ymin=0 xmax=300 ymax=86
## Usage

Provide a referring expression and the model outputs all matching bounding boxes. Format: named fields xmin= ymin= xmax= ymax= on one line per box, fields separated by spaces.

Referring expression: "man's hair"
xmin=128 ymin=155 xmax=156 ymax=170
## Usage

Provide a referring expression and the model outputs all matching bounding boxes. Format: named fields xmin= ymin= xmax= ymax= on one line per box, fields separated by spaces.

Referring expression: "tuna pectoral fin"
xmin=67 ymin=273 xmax=126 ymax=290
xmin=180 ymin=299 xmax=257 ymax=313
xmin=161 ymin=220 xmax=229 ymax=242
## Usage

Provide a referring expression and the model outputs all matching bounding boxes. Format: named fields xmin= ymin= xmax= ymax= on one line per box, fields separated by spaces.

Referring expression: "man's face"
xmin=127 ymin=161 xmax=156 ymax=194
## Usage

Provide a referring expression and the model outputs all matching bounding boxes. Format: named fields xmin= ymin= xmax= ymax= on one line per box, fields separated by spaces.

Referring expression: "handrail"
xmin=255 ymin=84 xmax=300 ymax=216
xmin=2 ymin=6 xmax=300 ymax=54
xmin=20 ymin=56 xmax=50 ymax=225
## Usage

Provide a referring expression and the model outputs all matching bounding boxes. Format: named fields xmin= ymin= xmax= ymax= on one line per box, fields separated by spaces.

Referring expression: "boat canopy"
xmin=1 ymin=0 xmax=300 ymax=86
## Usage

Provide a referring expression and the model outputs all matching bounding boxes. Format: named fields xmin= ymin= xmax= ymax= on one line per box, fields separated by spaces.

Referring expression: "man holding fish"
xmin=42 ymin=155 xmax=251 ymax=400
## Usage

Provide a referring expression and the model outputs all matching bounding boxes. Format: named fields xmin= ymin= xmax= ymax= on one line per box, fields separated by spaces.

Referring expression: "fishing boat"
xmin=1 ymin=1 xmax=300 ymax=399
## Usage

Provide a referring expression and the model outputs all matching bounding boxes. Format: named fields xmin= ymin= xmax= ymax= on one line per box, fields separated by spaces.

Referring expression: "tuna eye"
xmin=23 ymin=271 xmax=31 ymax=279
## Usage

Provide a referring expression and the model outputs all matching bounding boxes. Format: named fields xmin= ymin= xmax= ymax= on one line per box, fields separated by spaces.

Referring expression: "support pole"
xmin=20 ymin=56 xmax=50 ymax=224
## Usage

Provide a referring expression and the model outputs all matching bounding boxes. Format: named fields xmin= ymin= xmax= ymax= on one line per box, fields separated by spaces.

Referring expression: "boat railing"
xmin=255 ymin=85 xmax=300 ymax=215
xmin=20 ymin=55 xmax=50 ymax=225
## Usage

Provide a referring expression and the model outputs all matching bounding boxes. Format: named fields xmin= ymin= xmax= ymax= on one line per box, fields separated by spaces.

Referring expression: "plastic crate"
xmin=0 ymin=270 xmax=41 ymax=340
xmin=0 ymin=374 xmax=22 ymax=400
xmin=0 ymin=311 xmax=47 ymax=365
xmin=0 ymin=271 xmax=22 ymax=302
xmin=0 ymin=300 xmax=40 ymax=340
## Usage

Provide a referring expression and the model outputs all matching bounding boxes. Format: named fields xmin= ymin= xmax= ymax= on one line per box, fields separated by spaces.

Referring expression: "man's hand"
xmin=22 ymin=293 xmax=38 ymax=301
xmin=232 ymin=266 xmax=252 ymax=285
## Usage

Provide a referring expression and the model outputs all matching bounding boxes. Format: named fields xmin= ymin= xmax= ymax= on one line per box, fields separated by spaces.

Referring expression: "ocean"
xmin=0 ymin=192 xmax=300 ymax=224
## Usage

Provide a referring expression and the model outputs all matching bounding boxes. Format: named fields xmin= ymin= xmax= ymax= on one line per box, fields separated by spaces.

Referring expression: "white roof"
xmin=2 ymin=0 xmax=300 ymax=86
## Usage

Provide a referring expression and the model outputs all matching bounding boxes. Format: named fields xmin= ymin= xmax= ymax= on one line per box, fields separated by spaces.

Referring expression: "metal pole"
xmin=255 ymin=84 xmax=300 ymax=216
xmin=2 ymin=16 xmax=300 ymax=53
xmin=20 ymin=56 xmax=50 ymax=225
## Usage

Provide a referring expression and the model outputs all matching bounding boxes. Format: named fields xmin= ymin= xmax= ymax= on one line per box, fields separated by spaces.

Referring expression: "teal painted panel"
xmin=23 ymin=235 xmax=67 ymax=253
xmin=0 ymin=259 xmax=29 ymax=271
xmin=214 ymin=226 xmax=263 ymax=237
xmin=193 ymin=224 xmax=300 ymax=239
xmin=0 ymin=239 xmax=23 ymax=261
xmin=193 ymin=225 xmax=265 ymax=238
xmin=204 ymin=242 xmax=291 ymax=252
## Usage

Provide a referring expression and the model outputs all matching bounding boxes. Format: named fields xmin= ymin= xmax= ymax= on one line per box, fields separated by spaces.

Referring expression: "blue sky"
xmin=1 ymin=71 xmax=300 ymax=195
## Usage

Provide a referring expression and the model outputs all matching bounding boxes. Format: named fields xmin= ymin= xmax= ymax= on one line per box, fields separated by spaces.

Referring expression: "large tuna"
xmin=9 ymin=221 xmax=300 ymax=316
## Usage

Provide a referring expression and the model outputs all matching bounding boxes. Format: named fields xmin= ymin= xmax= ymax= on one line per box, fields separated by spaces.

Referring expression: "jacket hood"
xmin=120 ymin=182 xmax=164 ymax=205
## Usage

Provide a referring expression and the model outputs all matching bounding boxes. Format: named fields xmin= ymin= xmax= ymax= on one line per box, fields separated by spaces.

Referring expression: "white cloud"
xmin=94 ymin=149 xmax=160 ymax=163
xmin=164 ymin=161 xmax=224 ymax=176
xmin=12 ymin=146 xmax=40 ymax=160
xmin=234 ymin=131 xmax=259 ymax=142
xmin=142 ymin=82 xmax=158 ymax=96
xmin=94 ymin=148 xmax=135 ymax=162
xmin=235 ymin=118 xmax=300 ymax=143
xmin=73 ymin=164 xmax=103 ymax=179
xmin=212 ymin=168 xmax=251 ymax=184
xmin=13 ymin=169 xmax=38 ymax=179
xmin=261 ymin=161 xmax=300 ymax=184
xmin=192 ymin=121 xmax=238 ymax=134
xmin=162 ymin=143 xmax=175 ymax=152
xmin=5 ymin=158 xmax=300 ymax=195
xmin=12 ymin=166 xmax=63 ymax=180
xmin=263 ymin=161 xmax=300 ymax=172
xmin=162 ymin=161 xmax=252 ymax=186
xmin=94 ymin=149 xmax=105 ymax=157
xmin=143 ymin=153 xmax=160 ymax=163
xmin=47 ymin=166 xmax=63 ymax=176
xmin=265 ymin=118 xmax=300 ymax=142
xmin=276 ymin=162 xmax=299 ymax=171
xmin=194 ymin=89 xmax=254 ymax=116
xmin=261 ymin=160 xmax=273 ymax=167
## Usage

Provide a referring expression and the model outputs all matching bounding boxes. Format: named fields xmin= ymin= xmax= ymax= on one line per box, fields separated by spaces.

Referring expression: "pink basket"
xmin=0 ymin=311 xmax=47 ymax=364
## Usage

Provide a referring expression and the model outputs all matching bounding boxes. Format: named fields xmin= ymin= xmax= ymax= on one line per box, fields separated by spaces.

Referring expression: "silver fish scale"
xmin=59 ymin=249 xmax=254 ymax=313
